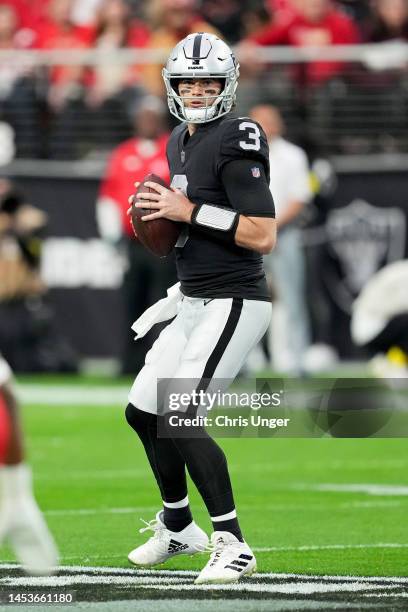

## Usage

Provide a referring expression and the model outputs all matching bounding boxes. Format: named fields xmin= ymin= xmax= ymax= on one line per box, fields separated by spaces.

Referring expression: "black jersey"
xmin=166 ymin=113 xmax=274 ymax=301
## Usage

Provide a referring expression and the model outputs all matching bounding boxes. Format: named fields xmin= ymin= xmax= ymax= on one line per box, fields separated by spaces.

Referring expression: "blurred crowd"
xmin=0 ymin=1 xmax=407 ymax=375
xmin=0 ymin=0 xmax=407 ymax=158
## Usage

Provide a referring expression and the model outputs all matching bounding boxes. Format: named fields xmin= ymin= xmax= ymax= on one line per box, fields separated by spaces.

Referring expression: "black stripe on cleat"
xmin=224 ymin=565 xmax=243 ymax=572
xmin=168 ymin=539 xmax=189 ymax=553
xmin=228 ymin=560 xmax=248 ymax=568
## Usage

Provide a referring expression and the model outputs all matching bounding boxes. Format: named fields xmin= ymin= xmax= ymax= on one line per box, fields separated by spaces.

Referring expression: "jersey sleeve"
xmin=221 ymin=159 xmax=275 ymax=217
xmin=217 ymin=117 xmax=270 ymax=182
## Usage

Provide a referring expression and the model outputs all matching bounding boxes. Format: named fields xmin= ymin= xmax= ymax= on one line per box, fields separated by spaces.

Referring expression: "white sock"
xmin=0 ymin=463 xmax=33 ymax=501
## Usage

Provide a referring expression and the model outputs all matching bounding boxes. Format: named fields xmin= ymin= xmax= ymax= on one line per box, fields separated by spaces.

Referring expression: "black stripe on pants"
xmin=167 ymin=298 xmax=243 ymax=518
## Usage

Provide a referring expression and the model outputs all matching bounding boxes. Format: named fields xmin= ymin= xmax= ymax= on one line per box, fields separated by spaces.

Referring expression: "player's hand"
xmin=134 ymin=181 xmax=194 ymax=223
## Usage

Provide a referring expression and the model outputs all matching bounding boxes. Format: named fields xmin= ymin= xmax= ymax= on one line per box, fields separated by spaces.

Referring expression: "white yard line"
xmin=33 ymin=463 xmax=408 ymax=478
xmin=16 ymin=385 xmax=129 ymax=406
xmin=39 ymin=500 xmax=403 ymax=518
xmin=238 ymin=460 xmax=408 ymax=472
xmin=1 ymin=564 xmax=407 ymax=583
xmin=2 ymin=541 xmax=408 ymax=565
xmin=138 ymin=583 xmax=395 ymax=594
xmin=254 ymin=543 xmax=408 ymax=552
xmin=54 ymin=542 xmax=408 ymax=558
xmin=294 ymin=484 xmax=408 ymax=496
xmin=35 ymin=469 xmax=147 ymax=480
xmin=343 ymin=501 xmax=403 ymax=508
xmin=0 ymin=570 xmax=404 ymax=597
xmin=44 ymin=507 xmax=157 ymax=516
xmin=0 ymin=565 xmax=197 ymax=576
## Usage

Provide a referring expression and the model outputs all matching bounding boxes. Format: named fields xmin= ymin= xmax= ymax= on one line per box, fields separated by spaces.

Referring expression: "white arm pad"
xmin=193 ymin=204 xmax=238 ymax=231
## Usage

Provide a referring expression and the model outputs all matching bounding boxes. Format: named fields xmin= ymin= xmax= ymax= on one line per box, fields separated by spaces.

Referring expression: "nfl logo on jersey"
xmin=251 ymin=167 xmax=261 ymax=178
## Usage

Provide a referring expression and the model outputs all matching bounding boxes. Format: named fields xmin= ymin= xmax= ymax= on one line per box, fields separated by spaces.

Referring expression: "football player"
xmin=351 ymin=260 xmax=408 ymax=377
xmin=125 ymin=33 xmax=276 ymax=584
xmin=0 ymin=355 xmax=58 ymax=575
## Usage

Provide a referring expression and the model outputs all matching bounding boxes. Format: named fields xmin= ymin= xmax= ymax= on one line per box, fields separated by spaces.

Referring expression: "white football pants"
xmin=129 ymin=295 xmax=272 ymax=415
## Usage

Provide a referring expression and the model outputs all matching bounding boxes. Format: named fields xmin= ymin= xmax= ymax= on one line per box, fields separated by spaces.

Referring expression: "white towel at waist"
xmin=131 ymin=282 xmax=181 ymax=340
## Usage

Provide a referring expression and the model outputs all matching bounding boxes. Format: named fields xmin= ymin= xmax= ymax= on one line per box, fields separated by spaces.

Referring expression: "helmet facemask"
xmin=166 ymin=75 xmax=236 ymax=123
xmin=162 ymin=33 xmax=239 ymax=124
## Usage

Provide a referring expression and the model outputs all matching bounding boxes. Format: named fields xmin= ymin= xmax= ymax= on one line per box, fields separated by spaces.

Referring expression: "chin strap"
xmin=184 ymin=106 xmax=217 ymax=122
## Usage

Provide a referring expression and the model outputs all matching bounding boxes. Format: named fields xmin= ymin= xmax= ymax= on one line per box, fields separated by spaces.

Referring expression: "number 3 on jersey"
xmin=171 ymin=174 xmax=189 ymax=248
xmin=239 ymin=121 xmax=261 ymax=151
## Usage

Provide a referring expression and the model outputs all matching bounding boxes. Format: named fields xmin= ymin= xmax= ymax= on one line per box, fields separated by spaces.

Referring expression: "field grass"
xmin=2 ymin=376 xmax=407 ymax=580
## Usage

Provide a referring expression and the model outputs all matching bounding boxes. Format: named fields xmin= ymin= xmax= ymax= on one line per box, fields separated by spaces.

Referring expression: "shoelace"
xmin=139 ymin=517 xmax=165 ymax=535
xmin=138 ymin=517 xmax=208 ymax=555
xmin=203 ymin=537 xmax=243 ymax=567
xmin=138 ymin=517 xmax=169 ymax=552
xmin=203 ymin=537 xmax=240 ymax=553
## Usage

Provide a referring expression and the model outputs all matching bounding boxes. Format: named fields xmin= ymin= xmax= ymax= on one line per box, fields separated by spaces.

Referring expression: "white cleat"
xmin=195 ymin=531 xmax=257 ymax=584
xmin=0 ymin=467 xmax=59 ymax=576
xmin=128 ymin=511 xmax=209 ymax=567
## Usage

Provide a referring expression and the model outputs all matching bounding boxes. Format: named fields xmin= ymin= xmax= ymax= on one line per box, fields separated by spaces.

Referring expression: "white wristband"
xmin=192 ymin=203 xmax=238 ymax=232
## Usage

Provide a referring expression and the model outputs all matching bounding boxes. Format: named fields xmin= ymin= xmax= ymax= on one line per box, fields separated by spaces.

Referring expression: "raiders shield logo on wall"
xmin=325 ymin=199 xmax=406 ymax=312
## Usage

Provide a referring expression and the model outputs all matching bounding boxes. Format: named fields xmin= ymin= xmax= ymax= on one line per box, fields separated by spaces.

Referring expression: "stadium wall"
xmin=2 ymin=162 xmax=408 ymax=360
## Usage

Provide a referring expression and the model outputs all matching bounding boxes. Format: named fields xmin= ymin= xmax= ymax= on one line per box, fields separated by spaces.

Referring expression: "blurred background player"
xmin=96 ymin=95 xmax=177 ymax=374
xmin=0 ymin=354 xmax=59 ymax=575
xmin=0 ymin=179 xmax=77 ymax=373
xmin=351 ymin=259 xmax=408 ymax=378
xmin=250 ymin=104 xmax=312 ymax=374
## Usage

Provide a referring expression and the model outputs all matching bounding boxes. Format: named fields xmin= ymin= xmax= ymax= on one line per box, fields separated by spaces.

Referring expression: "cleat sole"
xmin=128 ymin=546 xmax=206 ymax=568
xmin=194 ymin=564 xmax=257 ymax=585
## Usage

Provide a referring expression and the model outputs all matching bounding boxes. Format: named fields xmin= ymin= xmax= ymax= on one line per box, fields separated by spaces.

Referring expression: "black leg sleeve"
xmin=163 ymin=414 xmax=236 ymax=518
xmin=125 ymin=403 xmax=188 ymax=503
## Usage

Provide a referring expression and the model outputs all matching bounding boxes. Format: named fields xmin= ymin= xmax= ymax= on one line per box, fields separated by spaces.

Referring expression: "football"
xmin=131 ymin=173 xmax=182 ymax=257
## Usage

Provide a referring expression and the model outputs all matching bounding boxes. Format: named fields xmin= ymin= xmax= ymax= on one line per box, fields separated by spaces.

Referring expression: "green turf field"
xmin=1 ymin=377 xmax=408 ymax=611
xmin=2 ymin=379 xmax=407 ymax=578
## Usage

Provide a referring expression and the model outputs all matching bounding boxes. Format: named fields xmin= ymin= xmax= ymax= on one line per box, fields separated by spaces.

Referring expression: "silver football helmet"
xmin=162 ymin=32 xmax=239 ymax=124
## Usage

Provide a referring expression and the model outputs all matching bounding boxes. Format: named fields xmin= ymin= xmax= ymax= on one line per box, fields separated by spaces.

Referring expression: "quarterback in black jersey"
xmin=126 ymin=33 xmax=276 ymax=584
